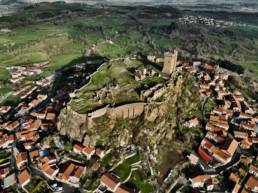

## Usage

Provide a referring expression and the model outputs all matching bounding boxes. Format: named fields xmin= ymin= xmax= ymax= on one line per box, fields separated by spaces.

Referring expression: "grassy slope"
xmin=0 ymin=67 xmax=11 ymax=81
xmin=127 ymin=170 xmax=153 ymax=193
xmin=70 ymin=59 xmax=165 ymax=113
xmin=0 ymin=23 xmax=84 ymax=68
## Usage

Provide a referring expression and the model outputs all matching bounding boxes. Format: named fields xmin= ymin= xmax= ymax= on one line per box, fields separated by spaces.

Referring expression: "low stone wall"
xmin=88 ymin=107 xmax=108 ymax=118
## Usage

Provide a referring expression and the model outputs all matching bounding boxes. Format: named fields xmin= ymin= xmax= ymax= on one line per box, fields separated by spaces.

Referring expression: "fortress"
xmin=162 ymin=50 xmax=178 ymax=75
xmin=87 ymin=51 xmax=180 ymax=120
xmin=88 ymin=103 xmax=145 ymax=120
xmin=107 ymin=103 xmax=145 ymax=119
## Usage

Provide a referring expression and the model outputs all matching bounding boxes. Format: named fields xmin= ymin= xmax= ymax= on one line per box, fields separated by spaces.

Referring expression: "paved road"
xmin=200 ymin=96 xmax=209 ymax=127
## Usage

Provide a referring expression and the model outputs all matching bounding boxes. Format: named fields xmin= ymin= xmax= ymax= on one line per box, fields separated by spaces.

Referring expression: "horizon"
xmin=1 ymin=0 xmax=258 ymax=5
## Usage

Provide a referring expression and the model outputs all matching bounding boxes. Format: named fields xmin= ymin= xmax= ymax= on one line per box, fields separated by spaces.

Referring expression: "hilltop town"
xmin=0 ymin=51 xmax=179 ymax=193
xmin=0 ymin=43 xmax=257 ymax=193
xmin=0 ymin=2 xmax=258 ymax=193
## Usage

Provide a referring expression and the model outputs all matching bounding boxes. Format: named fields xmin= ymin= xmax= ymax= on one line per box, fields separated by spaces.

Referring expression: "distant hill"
xmin=0 ymin=0 xmax=258 ymax=16
xmin=0 ymin=1 xmax=26 ymax=16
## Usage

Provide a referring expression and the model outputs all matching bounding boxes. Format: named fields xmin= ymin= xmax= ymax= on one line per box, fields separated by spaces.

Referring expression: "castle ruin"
xmin=88 ymin=103 xmax=145 ymax=120
xmin=107 ymin=103 xmax=145 ymax=119
xmin=162 ymin=50 xmax=178 ymax=75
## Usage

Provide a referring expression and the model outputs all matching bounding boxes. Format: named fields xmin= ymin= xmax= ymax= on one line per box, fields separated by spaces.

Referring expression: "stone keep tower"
xmin=162 ymin=50 xmax=178 ymax=75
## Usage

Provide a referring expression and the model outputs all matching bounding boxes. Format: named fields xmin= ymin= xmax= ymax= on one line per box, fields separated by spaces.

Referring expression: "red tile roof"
xmin=198 ymin=147 xmax=213 ymax=162
xmin=73 ymin=143 xmax=84 ymax=152
xmin=83 ymin=147 xmax=95 ymax=155
xmin=115 ymin=186 xmax=137 ymax=193
xmin=29 ymin=149 xmax=39 ymax=160
xmin=18 ymin=169 xmax=31 ymax=186
xmin=245 ymin=176 xmax=258 ymax=191
xmin=100 ymin=173 xmax=120 ymax=191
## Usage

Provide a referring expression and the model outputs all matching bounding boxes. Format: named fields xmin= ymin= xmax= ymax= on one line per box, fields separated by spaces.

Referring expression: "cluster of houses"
xmin=177 ymin=15 xmax=246 ymax=28
xmin=0 ymin=74 xmax=54 ymax=116
xmin=189 ymin=174 xmax=220 ymax=191
xmin=34 ymin=142 xmax=105 ymax=188
xmin=12 ymin=85 xmax=38 ymax=100
xmin=73 ymin=143 xmax=105 ymax=174
xmin=0 ymin=99 xmax=60 ymax=190
xmin=189 ymin=154 xmax=258 ymax=193
xmin=0 ymin=63 xmax=103 ymax=191
xmin=0 ymin=60 xmax=139 ymax=192
xmin=73 ymin=143 xmax=138 ymax=193
xmin=7 ymin=66 xmax=43 ymax=84
xmin=182 ymin=61 xmax=258 ymax=192
xmin=35 ymin=75 xmax=54 ymax=87
xmin=73 ymin=143 xmax=105 ymax=160
xmin=227 ymin=155 xmax=258 ymax=193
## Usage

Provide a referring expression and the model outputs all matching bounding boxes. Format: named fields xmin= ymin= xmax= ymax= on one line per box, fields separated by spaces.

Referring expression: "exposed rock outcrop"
xmin=57 ymin=106 xmax=87 ymax=142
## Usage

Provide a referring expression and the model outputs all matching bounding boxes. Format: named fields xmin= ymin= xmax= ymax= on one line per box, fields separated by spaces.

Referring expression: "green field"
xmin=1 ymin=52 xmax=49 ymax=66
xmin=0 ymin=87 xmax=12 ymax=96
xmin=0 ymin=3 xmax=176 ymax=80
xmin=0 ymin=25 xmax=84 ymax=67
xmin=113 ymin=154 xmax=140 ymax=181
xmin=101 ymin=152 xmax=116 ymax=166
xmin=244 ymin=60 xmax=258 ymax=77
xmin=126 ymin=170 xmax=153 ymax=193
xmin=0 ymin=67 xmax=11 ymax=82
xmin=0 ymin=11 xmax=154 ymax=92
xmin=0 ymin=2 xmax=257 ymax=72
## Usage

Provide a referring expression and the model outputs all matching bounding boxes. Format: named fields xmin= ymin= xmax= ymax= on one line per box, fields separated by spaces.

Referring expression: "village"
xmin=182 ymin=60 xmax=258 ymax=192
xmin=0 ymin=56 xmax=148 ymax=193
xmin=177 ymin=15 xmax=247 ymax=28
xmin=0 ymin=48 xmax=257 ymax=193
xmin=0 ymin=60 xmax=109 ymax=192
xmin=0 ymin=61 xmax=54 ymax=118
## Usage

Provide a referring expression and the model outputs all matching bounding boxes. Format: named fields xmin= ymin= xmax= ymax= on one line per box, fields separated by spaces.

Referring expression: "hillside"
xmin=0 ymin=2 xmax=257 ymax=103
xmin=57 ymin=64 xmax=202 ymax=184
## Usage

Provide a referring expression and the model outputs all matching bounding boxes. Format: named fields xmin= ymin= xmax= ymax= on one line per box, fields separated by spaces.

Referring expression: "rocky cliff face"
xmin=57 ymin=105 xmax=87 ymax=142
xmin=57 ymin=104 xmax=136 ymax=146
